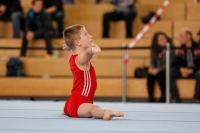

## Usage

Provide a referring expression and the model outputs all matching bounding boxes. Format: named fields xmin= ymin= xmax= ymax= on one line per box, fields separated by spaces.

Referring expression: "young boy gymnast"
xmin=62 ymin=24 xmax=124 ymax=120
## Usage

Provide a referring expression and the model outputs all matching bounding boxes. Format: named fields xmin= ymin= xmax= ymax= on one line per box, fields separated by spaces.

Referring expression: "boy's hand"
xmin=76 ymin=43 xmax=101 ymax=66
xmin=91 ymin=43 xmax=101 ymax=54
xmin=63 ymin=44 xmax=70 ymax=51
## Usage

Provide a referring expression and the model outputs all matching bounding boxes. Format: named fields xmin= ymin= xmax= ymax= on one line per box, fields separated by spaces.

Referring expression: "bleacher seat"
xmin=0 ymin=77 xmax=195 ymax=99
xmin=74 ymin=0 xmax=109 ymax=4
xmin=136 ymin=0 xmax=194 ymax=5
xmin=127 ymin=79 xmax=195 ymax=99
xmin=134 ymin=20 xmax=172 ymax=39
xmin=0 ymin=78 xmax=122 ymax=97
xmin=0 ymin=22 xmax=13 ymax=38
xmin=186 ymin=3 xmax=200 ymax=20
xmin=135 ymin=3 xmax=185 ymax=21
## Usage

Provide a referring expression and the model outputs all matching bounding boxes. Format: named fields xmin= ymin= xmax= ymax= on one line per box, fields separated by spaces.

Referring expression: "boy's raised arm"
xmin=76 ymin=43 xmax=101 ymax=65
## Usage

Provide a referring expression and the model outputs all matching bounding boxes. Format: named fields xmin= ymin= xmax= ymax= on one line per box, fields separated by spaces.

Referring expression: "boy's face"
xmin=78 ymin=28 xmax=92 ymax=48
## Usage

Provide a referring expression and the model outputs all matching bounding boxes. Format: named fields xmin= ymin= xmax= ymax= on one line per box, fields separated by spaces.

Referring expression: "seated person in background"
xmin=0 ymin=0 xmax=24 ymax=38
xmin=170 ymin=27 xmax=200 ymax=103
xmin=43 ymin=0 xmax=64 ymax=38
xmin=20 ymin=0 xmax=55 ymax=57
xmin=102 ymin=0 xmax=137 ymax=38
xmin=147 ymin=32 xmax=176 ymax=103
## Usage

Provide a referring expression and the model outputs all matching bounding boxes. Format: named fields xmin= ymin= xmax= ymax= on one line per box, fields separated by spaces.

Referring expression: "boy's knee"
xmin=93 ymin=105 xmax=100 ymax=108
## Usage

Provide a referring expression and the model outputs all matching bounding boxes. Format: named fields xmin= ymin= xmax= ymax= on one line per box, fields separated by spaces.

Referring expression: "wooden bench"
xmin=66 ymin=20 xmax=123 ymax=38
xmin=136 ymin=0 xmax=193 ymax=5
xmin=74 ymin=0 xmax=109 ymax=4
xmin=0 ymin=22 xmax=13 ymax=38
xmin=66 ymin=20 xmax=172 ymax=38
xmin=64 ymin=4 xmax=185 ymax=21
xmin=186 ymin=3 xmax=200 ymax=20
xmin=127 ymin=79 xmax=195 ymax=99
xmin=0 ymin=77 xmax=122 ymax=97
xmin=0 ymin=38 xmax=153 ymax=58
xmin=0 ymin=3 xmax=185 ymax=39
xmin=19 ymin=2 xmax=186 ymax=22
xmin=0 ymin=56 xmax=151 ymax=78
xmin=134 ymin=20 xmax=172 ymax=39
xmin=0 ymin=58 xmax=122 ymax=77
xmin=64 ymin=4 xmax=113 ymax=21
xmin=0 ymin=38 xmax=152 ymax=47
xmin=74 ymin=0 xmax=96 ymax=4
xmin=0 ymin=77 xmax=195 ymax=99
xmin=135 ymin=3 xmax=185 ymax=21
xmin=0 ymin=21 xmax=57 ymax=38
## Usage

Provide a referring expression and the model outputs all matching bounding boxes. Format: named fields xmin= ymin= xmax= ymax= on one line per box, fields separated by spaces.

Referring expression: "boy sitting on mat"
xmin=62 ymin=24 xmax=124 ymax=120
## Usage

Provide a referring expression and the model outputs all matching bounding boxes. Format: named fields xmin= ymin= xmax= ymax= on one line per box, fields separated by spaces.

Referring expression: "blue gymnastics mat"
xmin=0 ymin=100 xmax=200 ymax=133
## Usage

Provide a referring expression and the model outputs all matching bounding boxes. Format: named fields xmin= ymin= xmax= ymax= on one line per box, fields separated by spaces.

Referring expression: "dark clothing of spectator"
xmin=0 ymin=0 xmax=24 ymax=38
xmin=0 ymin=0 xmax=23 ymax=17
xmin=43 ymin=0 xmax=63 ymax=13
xmin=148 ymin=39 xmax=176 ymax=102
xmin=170 ymin=41 xmax=200 ymax=101
xmin=43 ymin=0 xmax=64 ymax=38
xmin=197 ymin=29 xmax=200 ymax=45
xmin=20 ymin=9 xmax=55 ymax=56
xmin=102 ymin=0 xmax=137 ymax=38
xmin=147 ymin=71 xmax=166 ymax=102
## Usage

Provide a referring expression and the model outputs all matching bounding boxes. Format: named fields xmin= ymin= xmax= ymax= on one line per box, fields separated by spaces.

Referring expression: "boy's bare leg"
xmin=62 ymin=110 xmax=65 ymax=115
xmin=78 ymin=103 xmax=124 ymax=120
xmin=62 ymin=105 xmax=66 ymax=115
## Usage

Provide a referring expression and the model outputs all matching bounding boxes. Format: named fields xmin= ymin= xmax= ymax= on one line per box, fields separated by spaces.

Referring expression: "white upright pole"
xmin=166 ymin=43 xmax=170 ymax=103
xmin=122 ymin=43 xmax=127 ymax=103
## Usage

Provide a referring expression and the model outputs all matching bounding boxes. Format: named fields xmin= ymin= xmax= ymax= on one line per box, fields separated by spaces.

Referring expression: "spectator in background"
xmin=147 ymin=32 xmax=176 ymax=103
xmin=102 ymin=0 xmax=137 ymax=38
xmin=170 ymin=27 xmax=200 ymax=103
xmin=43 ymin=0 xmax=64 ymax=38
xmin=20 ymin=0 xmax=55 ymax=57
xmin=0 ymin=0 xmax=24 ymax=38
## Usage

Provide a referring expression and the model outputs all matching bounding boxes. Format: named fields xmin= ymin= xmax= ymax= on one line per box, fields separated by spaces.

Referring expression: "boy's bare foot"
xmin=103 ymin=110 xmax=124 ymax=121
xmin=62 ymin=110 xmax=65 ymax=115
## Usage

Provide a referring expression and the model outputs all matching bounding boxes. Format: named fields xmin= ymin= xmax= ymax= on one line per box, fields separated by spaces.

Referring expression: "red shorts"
xmin=64 ymin=97 xmax=93 ymax=117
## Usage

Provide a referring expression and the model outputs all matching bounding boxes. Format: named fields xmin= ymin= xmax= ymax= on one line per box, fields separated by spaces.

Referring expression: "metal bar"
xmin=166 ymin=43 xmax=170 ymax=103
xmin=121 ymin=43 xmax=127 ymax=103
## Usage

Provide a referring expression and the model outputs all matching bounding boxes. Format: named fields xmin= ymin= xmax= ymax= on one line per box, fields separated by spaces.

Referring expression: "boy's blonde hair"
xmin=63 ymin=24 xmax=85 ymax=50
